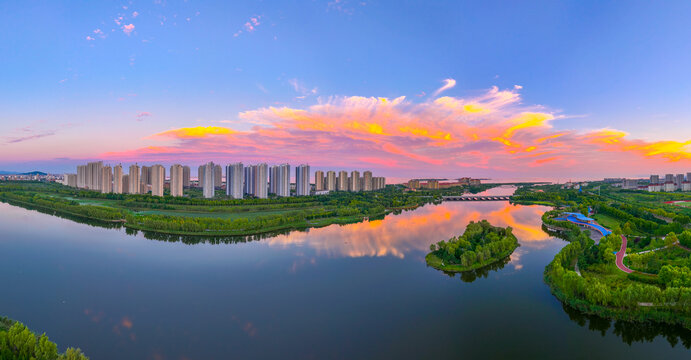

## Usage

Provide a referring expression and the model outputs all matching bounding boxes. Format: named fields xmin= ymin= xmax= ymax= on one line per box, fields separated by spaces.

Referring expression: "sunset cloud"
xmin=99 ymin=86 xmax=691 ymax=177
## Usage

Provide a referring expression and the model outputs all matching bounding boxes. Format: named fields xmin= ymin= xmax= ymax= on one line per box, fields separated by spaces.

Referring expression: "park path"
xmin=616 ymin=235 xmax=634 ymax=273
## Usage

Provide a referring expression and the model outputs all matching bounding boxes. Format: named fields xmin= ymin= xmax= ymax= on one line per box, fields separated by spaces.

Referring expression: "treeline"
xmin=427 ymin=220 xmax=518 ymax=271
xmin=595 ymin=203 xmax=685 ymax=236
xmin=0 ymin=318 xmax=88 ymax=360
xmin=125 ymin=206 xmax=370 ymax=235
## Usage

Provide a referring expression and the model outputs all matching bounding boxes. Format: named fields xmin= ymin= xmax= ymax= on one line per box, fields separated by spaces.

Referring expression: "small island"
xmin=426 ymin=220 xmax=519 ymax=272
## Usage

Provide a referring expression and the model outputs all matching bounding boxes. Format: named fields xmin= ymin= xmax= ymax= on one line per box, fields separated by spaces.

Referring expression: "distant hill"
xmin=0 ymin=171 xmax=48 ymax=176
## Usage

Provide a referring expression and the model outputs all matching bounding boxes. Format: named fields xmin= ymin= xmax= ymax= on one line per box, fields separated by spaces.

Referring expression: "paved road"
xmin=616 ymin=235 xmax=634 ymax=273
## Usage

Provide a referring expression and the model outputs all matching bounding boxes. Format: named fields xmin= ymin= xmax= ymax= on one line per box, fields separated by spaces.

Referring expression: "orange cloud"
xmin=154 ymin=126 xmax=238 ymax=139
xmin=98 ymin=86 xmax=691 ymax=177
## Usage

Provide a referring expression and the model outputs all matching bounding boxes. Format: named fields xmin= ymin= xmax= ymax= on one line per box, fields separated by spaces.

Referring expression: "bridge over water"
xmin=442 ymin=195 xmax=513 ymax=201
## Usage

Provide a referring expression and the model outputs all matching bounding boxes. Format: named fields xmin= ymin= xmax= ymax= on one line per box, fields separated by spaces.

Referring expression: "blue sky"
xmin=1 ymin=1 xmax=690 ymax=178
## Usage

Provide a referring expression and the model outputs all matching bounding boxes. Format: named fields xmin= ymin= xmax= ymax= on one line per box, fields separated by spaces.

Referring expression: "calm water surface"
xmin=1 ymin=187 xmax=690 ymax=359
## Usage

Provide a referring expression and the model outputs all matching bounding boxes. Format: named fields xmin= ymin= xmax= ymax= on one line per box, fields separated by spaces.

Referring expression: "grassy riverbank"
xmin=0 ymin=181 xmax=502 ymax=237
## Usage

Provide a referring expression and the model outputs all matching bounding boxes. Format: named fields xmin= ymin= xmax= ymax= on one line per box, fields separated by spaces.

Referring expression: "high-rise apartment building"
xmin=337 ymin=171 xmax=348 ymax=191
xmin=363 ymin=171 xmax=373 ymax=191
xmin=113 ymin=164 xmax=123 ymax=194
xmin=244 ymin=166 xmax=255 ymax=195
xmin=350 ymin=170 xmax=360 ymax=192
xmin=129 ymin=164 xmax=140 ymax=194
xmin=326 ymin=171 xmax=336 ymax=191
xmin=170 ymin=164 xmax=184 ymax=197
xmin=676 ymin=174 xmax=685 ymax=187
xmin=100 ymin=165 xmax=113 ymax=193
xmin=140 ymin=166 xmax=152 ymax=186
xmin=122 ymin=175 xmax=129 ymax=194
xmin=198 ymin=165 xmax=205 ymax=187
xmin=269 ymin=164 xmax=290 ymax=197
xmin=63 ymin=174 xmax=77 ymax=187
xmin=81 ymin=161 xmax=103 ymax=191
xmin=182 ymin=166 xmax=191 ymax=188
xmin=151 ymin=165 xmax=165 ymax=197
xmin=226 ymin=163 xmax=244 ymax=199
xmin=296 ymin=164 xmax=311 ymax=196
xmin=650 ymin=175 xmax=660 ymax=184
xmin=77 ymin=165 xmax=87 ymax=188
xmin=203 ymin=162 xmax=215 ymax=198
xmin=665 ymin=174 xmax=674 ymax=183
xmin=254 ymin=163 xmax=268 ymax=199
xmin=373 ymin=177 xmax=386 ymax=190
xmin=314 ymin=170 xmax=325 ymax=191
xmin=214 ymin=164 xmax=222 ymax=187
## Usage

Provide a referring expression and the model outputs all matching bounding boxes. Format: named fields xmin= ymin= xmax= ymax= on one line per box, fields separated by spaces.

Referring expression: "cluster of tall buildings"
xmin=67 ymin=161 xmax=192 ymax=197
xmin=620 ymin=173 xmax=691 ymax=192
xmin=312 ymin=170 xmax=386 ymax=194
xmin=64 ymin=161 xmax=385 ymax=199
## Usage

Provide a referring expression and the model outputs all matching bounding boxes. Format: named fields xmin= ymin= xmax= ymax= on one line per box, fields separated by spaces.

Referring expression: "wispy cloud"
xmin=432 ymin=78 xmax=456 ymax=96
xmin=135 ymin=112 xmax=152 ymax=121
xmin=288 ymin=78 xmax=317 ymax=98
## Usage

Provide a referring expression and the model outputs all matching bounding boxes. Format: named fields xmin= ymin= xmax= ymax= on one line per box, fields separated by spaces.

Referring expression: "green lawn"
xmin=591 ymin=213 xmax=622 ymax=230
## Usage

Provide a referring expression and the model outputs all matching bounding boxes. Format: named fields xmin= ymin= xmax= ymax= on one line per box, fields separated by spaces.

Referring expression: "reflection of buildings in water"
xmin=267 ymin=202 xmax=553 ymax=259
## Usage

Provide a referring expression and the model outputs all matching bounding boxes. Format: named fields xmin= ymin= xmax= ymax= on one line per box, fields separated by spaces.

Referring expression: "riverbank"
xmin=520 ymin=183 xmax=691 ymax=330
xmin=0 ymin=181 xmax=510 ymax=238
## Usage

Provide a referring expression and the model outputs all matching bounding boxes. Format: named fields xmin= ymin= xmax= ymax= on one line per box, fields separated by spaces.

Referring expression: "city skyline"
xmin=2 ymin=1 xmax=691 ymax=180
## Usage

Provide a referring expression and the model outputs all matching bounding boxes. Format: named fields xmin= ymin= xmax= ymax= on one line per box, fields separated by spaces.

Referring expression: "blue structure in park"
xmin=553 ymin=212 xmax=612 ymax=237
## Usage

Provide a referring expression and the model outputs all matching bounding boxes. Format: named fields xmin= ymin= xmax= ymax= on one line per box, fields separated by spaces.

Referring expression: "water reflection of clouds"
xmin=268 ymin=202 xmax=553 ymax=259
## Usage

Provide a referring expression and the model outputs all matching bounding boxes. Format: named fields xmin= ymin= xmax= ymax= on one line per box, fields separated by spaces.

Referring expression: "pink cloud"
xmin=122 ymin=24 xmax=135 ymax=35
xmin=97 ymin=86 xmax=691 ymax=178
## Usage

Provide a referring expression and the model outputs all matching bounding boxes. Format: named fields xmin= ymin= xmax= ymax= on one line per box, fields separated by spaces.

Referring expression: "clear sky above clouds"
xmin=1 ymin=0 xmax=690 ymax=181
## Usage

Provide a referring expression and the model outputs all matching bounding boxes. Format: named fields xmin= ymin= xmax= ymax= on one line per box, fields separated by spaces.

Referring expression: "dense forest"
xmin=426 ymin=220 xmax=519 ymax=272
xmin=0 ymin=318 xmax=88 ymax=360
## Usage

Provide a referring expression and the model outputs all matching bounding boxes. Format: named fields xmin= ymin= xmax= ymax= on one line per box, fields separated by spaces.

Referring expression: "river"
xmin=1 ymin=186 xmax=690 ymax=359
